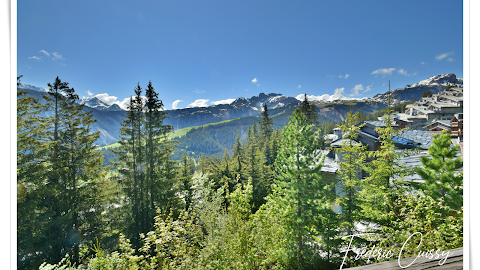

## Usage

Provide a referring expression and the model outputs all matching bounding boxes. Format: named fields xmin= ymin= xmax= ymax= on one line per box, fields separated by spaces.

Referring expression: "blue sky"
xmin=17 ymin=0 xmax=463 ymax=110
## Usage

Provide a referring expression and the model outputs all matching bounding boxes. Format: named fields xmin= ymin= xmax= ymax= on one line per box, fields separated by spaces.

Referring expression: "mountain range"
xmin=17 ymin=74 xmax=462 ymax=146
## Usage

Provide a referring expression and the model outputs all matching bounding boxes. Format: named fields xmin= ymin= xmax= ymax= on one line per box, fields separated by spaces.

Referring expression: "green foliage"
xmin=273 ymin=108 xmax=334 ymax=269
xmin=413 ymin=130 xmax=463 ymax=210
xmin=375 ymin=193 xmax=463 ymax=260
xmin=113 ymin=81 xmax=179 ymax=249
xmin=422 ymin=90 xmax=433 ymax=97
xmin=18 ymin=76 xmax=108 ymax=269
xmin=334 ymin=109 xmax=367 ymax=234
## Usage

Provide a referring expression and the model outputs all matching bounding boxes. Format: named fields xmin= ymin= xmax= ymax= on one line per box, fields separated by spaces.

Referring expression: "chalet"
xmin=450 ymin=113 xmax=463 ymax=139
xmin=423 ymin=119 xmax=452 ymax=132
xmin=393 ymin=86 xmax=463 ymax=129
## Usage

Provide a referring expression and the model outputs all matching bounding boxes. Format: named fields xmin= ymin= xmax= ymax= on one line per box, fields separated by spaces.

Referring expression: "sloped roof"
xmin=397 ymin=130 xmax=434 ymax=149
xmin=313 ymin=149 xmax=340 ymax=174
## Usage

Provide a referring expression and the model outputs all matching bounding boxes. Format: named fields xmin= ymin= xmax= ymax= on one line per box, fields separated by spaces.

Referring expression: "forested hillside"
xmin=18 ymin=76 xmax=462 ymax=270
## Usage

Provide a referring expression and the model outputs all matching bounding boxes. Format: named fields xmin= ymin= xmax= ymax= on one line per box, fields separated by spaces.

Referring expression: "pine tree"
xmin=54 ymin=85 xmax=103 ymax=264
xmin=273 ymin=108 xmax=331 ymax=268
xmin=334 ymin=109 xmax=367 ymax=234
xmin=17 ymin=77 xmax=52 ymax=269
xmin=259 ymin=104 xmax=274 ymax=164
xmin=19 ymin=77 xmax=105 ymax=267
xmin=144 ymin=80 xmax=174 ymax=228
xmin=114 ymin=82 xmax=178 ymax=247
xmin=232 ymin=130 xmax=244 ymax=175
xmin=179 ymin=150 xmax=195 ymax=210
xmin=413 ymin=130 xmax=463 ymax=211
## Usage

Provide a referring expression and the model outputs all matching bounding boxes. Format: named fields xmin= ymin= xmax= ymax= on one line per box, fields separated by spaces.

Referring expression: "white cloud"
xmin=297 ymin=85 xmax=302 ymax=89
xmin=421 ymin=62 xmax=427 ymax=65
xmin=211 ymin=98 xmax=235 ymax=105
xmin=25 ymin=65 xmax=31 ymax=69
xmin=172 ymin=100 xmax=183 ymax=109
xmin=333 ymin=87 xmax=345 ymax=96
xmin=371 ymin=68 xmax=395 ymax=77
xmin=345 ymin=74 xmax=350 ymax=79
xmin=364 ymin=85 xmax=373 ymax=93
xmin=188 ymin=99 xmax=210 ymax=108
xmin=29 ymin=56 xmax=42 ymax=61
xmin=194 ymin=89 xmax=205 ymax=93
xmin=87 ymin=90 xmax=93 ymax=96
xmin=39 ymin=50 xmax=49 ymax=56
xmin=295 ymin=87 xmax=359 ymax=102
xmin=252 ymin=78 xmax=258 ymax=83
xmin=52 ymin=52 xmax=65 ymax=60
xmin=447 ymin=58 xmax=456 ymax=62
xmin=350 ymin=84 xmax=364 ymax=96
xmin=116 ymin=97 xmax=132 ymax=110
xmin=95 ymin=93 xmax=119 ymax=105
xmin=88 ymin=93 xmax=141 ymax=110
xmin=398 ymin=69 xmax=417 ymax=76
xmin=435 ymin=52 xmax=454 ymax=61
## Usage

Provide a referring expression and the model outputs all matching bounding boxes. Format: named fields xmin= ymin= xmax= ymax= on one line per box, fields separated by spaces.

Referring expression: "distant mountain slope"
xmin=17 ymin=73 xmax=460 ymax=146
xmin=165 ymin=93 xmax=297 ymax=130
xmin=369 ymin=74 xmax=462 ymax=104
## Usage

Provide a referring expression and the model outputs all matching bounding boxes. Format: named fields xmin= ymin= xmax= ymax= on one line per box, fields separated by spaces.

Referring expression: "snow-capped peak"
xmin=17 ymin=83 xmax=49 ymax=93
xmin=409 ymin=74 xmax=461 ymax=88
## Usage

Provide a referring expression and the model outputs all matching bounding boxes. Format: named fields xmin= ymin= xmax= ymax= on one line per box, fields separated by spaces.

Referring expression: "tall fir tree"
xmin=273 ymin=108 xmax=333 ymax=268
xmin=114 ymin=81 xmax=178 ymax=248
xmin=18 ymin=77 xmax=105 ymax=268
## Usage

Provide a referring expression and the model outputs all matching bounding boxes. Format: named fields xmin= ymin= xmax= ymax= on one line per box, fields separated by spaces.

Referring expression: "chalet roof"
xmin=424 ymin=120 xmax=452 ymax=130
xmin=391 ymin=135 xmax=421 ymax=148
xmin=323 ymin=134 xmax=339 ymax=141
xmin=329 ymin=138 xmax=361 ymax=148
xmin=364 ymin=120 xmax=399 ymax=128
xmin=397 ymin=130 xmax=435 ymax=149
xmin=395 ymin=148 xmax=462 ymax=183
xmin=313 ymin=149 xmax=340 ymax=174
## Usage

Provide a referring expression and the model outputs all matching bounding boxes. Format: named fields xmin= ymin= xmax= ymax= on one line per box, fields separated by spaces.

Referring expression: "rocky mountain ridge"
xmin=18 ymin=74 xmax=461 ymax=146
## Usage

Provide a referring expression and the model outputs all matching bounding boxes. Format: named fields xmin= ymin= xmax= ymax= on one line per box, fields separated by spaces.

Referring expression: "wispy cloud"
xmin=194 ymin=89 xmax=205 ymax=94
xmin=211 ymin=98 xmax=235 ymax=105
xmin=435 ymin=52 xmax=454 ymax=61
xmin=447 ymin=58 xmax=456 ymax=62
xmin=339 ymin=74 xmax=350 ymax=79
xmin=371 ymin=68 xmax=395 ymax=77
xmin=297 ymin=85 xmax=302 ymax=89
xmin=87 ymin=90 xmax=93 ymax=96
xmin=252 ymin=78 xmax=258 ymax=84
xmin=350 ymin=84 xmax=364 ymax=96
xmin=39 ymin=50 xmax=49 ymax=56
xmin=52 ymin=52 xmax=65 ymax=60
xmin=172 ymin=100 xmax=183 ymax=109
xmin=398 ymin=69 xmax=417 ymax=76
xmin=421 ymin=62 xmax=427 ymax=65
xmin=25 ymin=65 xmax=31 ymax=69
xmin=364 ymin=85 xmax=373 ymax=93
xmin=28 ymin=56 xmax=42 ymax=61
xmin=188 ymin=99 xmax=210 ymax=108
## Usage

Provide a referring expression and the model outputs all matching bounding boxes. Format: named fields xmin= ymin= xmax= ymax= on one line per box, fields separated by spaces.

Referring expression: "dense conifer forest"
xmin=17 ymin=76 xmax=462 ymax=270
